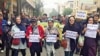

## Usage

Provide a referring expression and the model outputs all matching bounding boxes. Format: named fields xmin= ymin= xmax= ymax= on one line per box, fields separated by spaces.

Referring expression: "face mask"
xmin=8 ymin=21 xmax=11 ymax=25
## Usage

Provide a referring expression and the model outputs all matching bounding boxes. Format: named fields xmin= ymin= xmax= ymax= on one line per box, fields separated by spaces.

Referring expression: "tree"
xmin=63 ymin=8 xmax=73 ymax=16
xmin=49 ymin=9 xmax=58 ymax=17
xmin=33 ymin=0 xmax=43 ymax=16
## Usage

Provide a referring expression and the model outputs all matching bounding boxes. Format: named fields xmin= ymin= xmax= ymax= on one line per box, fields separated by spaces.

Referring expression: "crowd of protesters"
xmin=0 ymin=9 xmax=100 ymax=56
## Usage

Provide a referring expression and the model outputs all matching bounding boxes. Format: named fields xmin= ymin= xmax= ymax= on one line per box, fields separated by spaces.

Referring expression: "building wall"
xmin=21 ymin=0 xmax=35 ymax=16
xmin=0 ymin=0 xmax=4 ymax=10
xmin=95 ymin=0 xmax=100 ymax=8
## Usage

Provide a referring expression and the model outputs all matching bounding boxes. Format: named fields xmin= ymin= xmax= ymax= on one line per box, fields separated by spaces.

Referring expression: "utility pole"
xmin=17 ymin=0 xmax=21 ymax=15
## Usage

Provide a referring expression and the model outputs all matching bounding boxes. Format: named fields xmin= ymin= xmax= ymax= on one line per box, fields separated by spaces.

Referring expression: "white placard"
xmin=29 ymin=35 xmax=40 ymax=42
xmin=14 ymin=31 xmax=25 ymax=38
xmin=66 ymin=30 xmax=78 ymax=39
xmin=46 ymin=35 xmax=57 ymax=42
xmin=75 ymin=10 xmax=87 ymax=19
xmin=87 ymin=24 xmax=99 ymax=30
xmin=85 ymin=24 xmax=98 ymax=38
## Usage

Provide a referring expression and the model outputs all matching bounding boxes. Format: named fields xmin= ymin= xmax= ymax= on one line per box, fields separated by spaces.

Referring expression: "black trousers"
xmin=30 ymin=46 xmax=41 ymax=56
xmin=0 ymin=34 xmax=4 ymax=50
xmin=11 ymin=49 xmax=26 ymax=56
xmin=30 ymin=49 xmax=41 ymax=56
xmin=5 ymin=40 xmax=11 ymax=56
xmin=6 ymin=46 xmax=10 ymax=56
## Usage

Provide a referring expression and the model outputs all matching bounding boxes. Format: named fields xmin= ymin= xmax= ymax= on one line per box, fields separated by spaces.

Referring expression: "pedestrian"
xmin=40 ymin=13 xmax=48 ymax=22
xmin=11 ymin=14 xmax=16 ymax=25
xmin=62 ymin=16 xmax=80 ymax=56
xmin=5 ymin=19 xmax=13 ymax=56
xmin=45 ymin=18 xmax=59 ymax=56
xmin=75 ymin=18 xmax=83 ymax=54
xmin=2 ymin=9 xmax=9 ymax=21
xmin=26 ymin=19 xmax=45 ymax=56
xmin=11 ymin=16 xmax=27 ymax=56
xmin=60 ymin=16 xmax=66 ymax=25
xmin=0 ymin=11 xmax=7 ymax=53
xmin=81 ymin=16 xmax=99 ymax=56
xmin=20 ymin=12 xmax=30 ymax=27
xmin=93 ymin=14 xmax=100 ymax=56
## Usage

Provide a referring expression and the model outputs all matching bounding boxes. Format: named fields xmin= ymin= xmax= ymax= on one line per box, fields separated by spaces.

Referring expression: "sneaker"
xmin=1 ymin=50 xmax=4 ymax=53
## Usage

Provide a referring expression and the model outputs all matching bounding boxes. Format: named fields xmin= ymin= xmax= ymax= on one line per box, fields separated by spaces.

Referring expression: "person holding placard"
xmin=81 ymin=16 xmax=99 ymax=56
xmin=11 ymin=16 xmax=27 ymax=56
xmin=26 ymin=19 xmax=45 ymax=56
xmin=62 ymin=16 xmax=80 ymax=56
xmin=45 ymin=18 xmax=59 ymax=56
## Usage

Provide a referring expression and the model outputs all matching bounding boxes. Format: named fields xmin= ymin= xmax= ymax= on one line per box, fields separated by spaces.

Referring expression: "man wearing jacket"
xmin=26 ymin=19 xmax=45 ymax=56
xmin=0 ymin=11 xmax=7 ymax=52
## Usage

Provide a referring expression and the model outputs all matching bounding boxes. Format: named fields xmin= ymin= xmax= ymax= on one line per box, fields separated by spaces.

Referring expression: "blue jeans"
xmin=46 ymin=43 xmax=55 ymax=56
xmin=65 ymin=51 xmax=73 ymax=56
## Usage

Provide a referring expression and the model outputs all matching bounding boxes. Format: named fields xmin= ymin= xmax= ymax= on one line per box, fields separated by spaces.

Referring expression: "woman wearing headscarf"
xmin=81 ymin=16 xmax=99 ymax=56
xmin=11 ymin=16 xmax=27 ymax=56
xmin=26 ymin=19 xmax=45 ymax=56
xmin=62 ymin=16 xmax=80 ymax=56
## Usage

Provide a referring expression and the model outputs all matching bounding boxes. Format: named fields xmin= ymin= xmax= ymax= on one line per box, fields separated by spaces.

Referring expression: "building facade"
xmin=0 ymin=0 xmax=36 ymax=17
xmin=20 ymin=0 xmax=35 ymax=16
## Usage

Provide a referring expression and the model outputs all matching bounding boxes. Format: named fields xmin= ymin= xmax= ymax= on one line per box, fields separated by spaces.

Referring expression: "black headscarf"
xmin=16 ymin=23 xmax=26 ymax=44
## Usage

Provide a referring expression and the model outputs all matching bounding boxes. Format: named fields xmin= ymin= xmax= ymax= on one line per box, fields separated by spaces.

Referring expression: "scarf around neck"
xmin=16 ymin=23 xmax=26 ymax=44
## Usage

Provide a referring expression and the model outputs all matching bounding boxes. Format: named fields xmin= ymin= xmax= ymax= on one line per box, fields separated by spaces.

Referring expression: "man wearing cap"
xmin=45 ymin=18 xmax=59 ymax=56
xmin=26 ymin=19 xmax=45 ymax=56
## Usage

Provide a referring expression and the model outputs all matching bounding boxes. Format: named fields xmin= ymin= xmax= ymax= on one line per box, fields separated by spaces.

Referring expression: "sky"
xmin=42 ymin=0 xmax=68 ymax=9
xmin=41 ymin=0 xmax=94 ymax=16
xmin=41 ymin=0 xmax=68 ymax=16
xmin=41 ymin=0 xmax=94 ymax=9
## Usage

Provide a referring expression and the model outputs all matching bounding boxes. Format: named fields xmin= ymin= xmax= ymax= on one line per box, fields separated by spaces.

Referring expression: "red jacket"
xmin=26 ymin=25 xmax=45 ymax=47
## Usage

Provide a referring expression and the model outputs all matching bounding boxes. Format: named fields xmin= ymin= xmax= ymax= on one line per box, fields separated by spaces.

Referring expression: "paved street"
xmin=0 ymin=47 xmax=79 ymax=56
